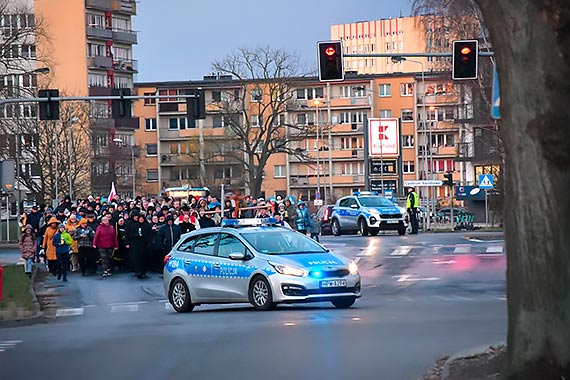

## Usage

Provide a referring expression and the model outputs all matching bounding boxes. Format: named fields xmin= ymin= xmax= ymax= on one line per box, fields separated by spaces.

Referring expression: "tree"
xmin=210 ymin=46 xmax=312 ymax=198
xmin=417 ymin=0 xmax=570 ymax=378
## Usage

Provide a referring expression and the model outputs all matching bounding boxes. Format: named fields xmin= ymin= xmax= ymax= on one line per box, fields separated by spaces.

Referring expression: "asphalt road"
xmin=0 ymin=232 xmax=506 ymax=380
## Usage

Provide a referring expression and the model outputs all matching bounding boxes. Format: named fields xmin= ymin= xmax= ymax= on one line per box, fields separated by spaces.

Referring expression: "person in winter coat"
xmin=126 ymin=212 xmax=152 ymax=279
xmin=283 ymin=198 xmax=298 ymax=229
xmin=178 ymin=213 xmax=196 ymax=234
xmin=53 ymin=224 xmax=73 ymax=281
xmin=92 ymin=215 xmax=119 ymax=277
xmin=65 ymin=214 xmax=81 ymax=272
xmin=155 ymin=215 xmax=182 ymax=268
xmin=42 ymin=216 xmax=60 ymax=275
xmin=113 ymin=217 xmax=129 ymax=272
xmin=73 ymin=218 xmax=96 ymax=276
xmin=309 ymin=213 xmax=322 ymax=242
xmin=223 ymin=200 xmax=235 ymax=219
xmin=294 ymin=201 xmax=312 ymax=235
xmin=19 ymin=225 xmax=36 ymax=276
xmin=25 ymin=206 xmax=43 ymax=261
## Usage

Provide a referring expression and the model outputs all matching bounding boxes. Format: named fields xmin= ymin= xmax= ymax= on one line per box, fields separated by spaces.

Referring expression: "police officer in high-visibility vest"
xmin=406 ymin=187 xmax=420 ymax=234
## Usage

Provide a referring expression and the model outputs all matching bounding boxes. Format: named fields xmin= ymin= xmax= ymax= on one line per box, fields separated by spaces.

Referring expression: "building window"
xmin=212 ymin=90 xmax=222 ymax=102
xmin=403 ymin=161 xmax=415 ymax=173
xmin=168 ymin=117 xmax=187 ymax=130
xmin=251 ymin=114 xmax=262 ymax=127
xmin=146 ymin=169 xmax=158 ymax=182
xmin=341 ymin=162 xmax=363 ymax=175
xmin=213 ymin=115 xmax=224 ymax=128
xmin=88 ymin=73 xmax=107 ymax=87
xmin=158 ymin=89 xmax=182 ymax=102
xmin=145 ymin=118 xmax=156 ymax=131
xmin=146 ymin=144 xmax=157 ymax=156
xmin=251 ymin=88 xmax=262 ymax=102
xmin=378 ymin=84 xmax=391 ymax=97
xmin=296 ymin=114 xmax=307 ymax=125
xmin=400 ymin=83 xmax=414 ymax=96
xmin=379 ymin=109 xmax=392 ymax=118
xmin=274 ymin=165 xmax=286 ymax=178
xmin=144 ymin=92 xmax=156 ymax=105
xmin=401 ymin=109 xmax=414 ymax=121
xmin=402 ymin=135 xmax=414 ymax=148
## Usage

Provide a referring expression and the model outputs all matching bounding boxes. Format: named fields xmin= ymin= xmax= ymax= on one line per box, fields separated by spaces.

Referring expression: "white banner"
xmin=369 ymin=118 xmax=399 ymax=156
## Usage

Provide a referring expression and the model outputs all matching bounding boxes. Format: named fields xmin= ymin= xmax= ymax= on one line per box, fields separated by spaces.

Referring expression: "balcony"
xmin=87 ymin=55 xmax=113 ymax=70
xmin=86 ymin=26 xmax=113 ymax=40
xmin=113 ymin=58 xmax=138 ymax=73
xmin=112 ymin=29 xmax=137 ymax=44
xmin=159 ymin=103 xmax=181 ymax=113
xmin=112 ymin=0 xmax=137 ymax=15
xmin=86 ymin=0 xmax=113 ymax=10
xmin=456 ymin=142 xmax=501 ymax=163
xmin=89 ymin=86 xmax=112 ymax=97
xmin=115 ymin=117 xmax=140 ymax=130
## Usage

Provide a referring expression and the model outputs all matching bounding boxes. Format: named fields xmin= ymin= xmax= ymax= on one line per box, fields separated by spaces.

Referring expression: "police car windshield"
xmin=241 ymin=231 xmax=327 ymax=255
xmin=358 ymin=197 xmax=394 ymax=207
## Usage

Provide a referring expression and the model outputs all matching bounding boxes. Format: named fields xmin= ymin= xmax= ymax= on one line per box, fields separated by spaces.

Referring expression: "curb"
xmin=0 ymin=265 xmax=46 ymax=328
xmin=441 ymin=342 xmax=506 ymax=380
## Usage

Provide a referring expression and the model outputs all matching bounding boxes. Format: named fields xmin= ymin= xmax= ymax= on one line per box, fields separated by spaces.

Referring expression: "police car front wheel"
xmin=169 ymin=278 xmax=194 ymax=313
xmin=331 ymin=297 xmax=356 ymax=309
xmin=249 ymin=276 xmax=275 ymax=311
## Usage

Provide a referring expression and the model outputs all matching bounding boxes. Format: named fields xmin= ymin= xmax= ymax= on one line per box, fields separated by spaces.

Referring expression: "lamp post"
xmin=392 ymin=56 xmax=431 ymax=230
xmin=314 ymin=99 xmax=322 ymax=203
xmin=113 ymin=137 xmax=136 ymax=197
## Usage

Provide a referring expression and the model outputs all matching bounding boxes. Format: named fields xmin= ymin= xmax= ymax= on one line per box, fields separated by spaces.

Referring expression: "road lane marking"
xmin=56 ymin=308 xmax=84 ymax=317
xmin=390 ymin=246 xmax=412 ymax=256
xmin=110 ymin=304 xmax=139 ymax=313
xmin=165 ymin=303 xmax=174 ymax=311
xmin=353 ymin=257 xmax=362 ymax=264
xmin=108 ymin=301 xmax=148 ymax=306
xmin=454 ymin=244 xmax=472 ymax=254
xmin=395 ymin=275 xmax=440 ymax=282
xmin=486 ymin=245 xmax=504 ymax=253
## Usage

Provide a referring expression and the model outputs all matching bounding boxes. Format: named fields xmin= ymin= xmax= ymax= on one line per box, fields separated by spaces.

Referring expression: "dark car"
xmin=316 ymin=204 xmax=335 ymax=235
xmin=436 ymin=207 xmax=473 ymax=223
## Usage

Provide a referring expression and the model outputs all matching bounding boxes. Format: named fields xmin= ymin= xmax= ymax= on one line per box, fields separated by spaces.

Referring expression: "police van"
xmin=330 ymin=192 xmax=407 ymax=236
xmin=163 ymin=218 xmax=361 ymax=312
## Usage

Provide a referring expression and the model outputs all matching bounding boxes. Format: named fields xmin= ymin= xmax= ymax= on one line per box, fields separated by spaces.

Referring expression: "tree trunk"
xmin=474 ymin=1 xmax=570 ymax=378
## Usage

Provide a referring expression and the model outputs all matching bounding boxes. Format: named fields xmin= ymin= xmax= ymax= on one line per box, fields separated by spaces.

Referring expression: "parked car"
xmin=316 ymin=204 xmax=335 ymax=235
xmin=436 ymin=207 xmax=473 ymax=223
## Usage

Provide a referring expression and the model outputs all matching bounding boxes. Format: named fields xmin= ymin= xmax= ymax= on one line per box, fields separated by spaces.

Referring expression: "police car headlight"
xmin=367 ymin=208 xmax=380 ymax=214
xmin=269 ymin=262 xmax=306 ymax=277
xmin=348 ymin=261 xmax=358 ymax=275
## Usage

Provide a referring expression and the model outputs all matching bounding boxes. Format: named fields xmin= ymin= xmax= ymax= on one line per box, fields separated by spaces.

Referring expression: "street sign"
xmin=313 ymin=199 xmax=323 ymax=206
xmin=492 ymin=64 xmax=501 ymax=119
xmin=404 ymin=180 xmax=443 ymax=187
xmin=370 ymin=160 xmax=397 ymax=174
xmin=384 ymin=190 xmax=394 ymax=200
xmin=368 ymin=118 xmax=399 ymax=156
xmin=478 ymin=174 xmax=494 ymax=189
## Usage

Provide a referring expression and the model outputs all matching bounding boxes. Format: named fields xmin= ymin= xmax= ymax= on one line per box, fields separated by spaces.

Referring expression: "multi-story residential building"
xmin=2 ymin=0 xmax=140 ymax=201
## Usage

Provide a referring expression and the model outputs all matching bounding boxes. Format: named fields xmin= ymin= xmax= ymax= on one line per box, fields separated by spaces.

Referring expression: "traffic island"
xmin=0 ymin=264 xmax=45 ymax=327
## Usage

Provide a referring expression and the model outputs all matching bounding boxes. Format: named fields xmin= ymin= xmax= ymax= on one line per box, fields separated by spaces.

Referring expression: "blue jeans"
xmin=24 ymin=258 xmax=33 ymax=274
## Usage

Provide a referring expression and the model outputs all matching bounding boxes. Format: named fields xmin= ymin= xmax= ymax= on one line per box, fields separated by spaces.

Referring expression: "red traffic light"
xmin=325 ymin=46 xmax=336 ymax=56
xmin=460 ymin=46 xmax=472 ymax=55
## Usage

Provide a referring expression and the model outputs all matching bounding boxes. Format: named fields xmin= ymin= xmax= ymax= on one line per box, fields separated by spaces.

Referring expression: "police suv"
xmin=330 ymin=192 xmax=407 ymax=236
xmin=163 ymin=218 xmax=361 ymax=312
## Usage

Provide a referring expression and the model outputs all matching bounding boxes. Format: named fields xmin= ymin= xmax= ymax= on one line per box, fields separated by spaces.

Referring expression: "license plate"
xmin=320 ymin=279 xmax=347 ymax=288
xmin=386 ymin=219 xmax=399 ymax=224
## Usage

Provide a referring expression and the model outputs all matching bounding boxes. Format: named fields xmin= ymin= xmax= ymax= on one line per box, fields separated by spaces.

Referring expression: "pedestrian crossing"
xmin=387 ymin=243 xmax=504 ymax=257
xmin=0 ymin=340 xmax=22 ymax=353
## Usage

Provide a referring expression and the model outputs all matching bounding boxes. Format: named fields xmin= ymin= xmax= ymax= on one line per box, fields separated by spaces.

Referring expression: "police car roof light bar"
xmin=221 ymin=218 xmax=279 ymax=228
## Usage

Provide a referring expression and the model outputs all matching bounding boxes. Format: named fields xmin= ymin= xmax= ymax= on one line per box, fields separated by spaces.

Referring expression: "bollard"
xmin=0 ymin=265 xmax=3 ymax=301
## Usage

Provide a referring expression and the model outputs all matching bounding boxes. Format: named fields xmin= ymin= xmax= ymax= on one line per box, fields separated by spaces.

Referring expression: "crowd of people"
xmin=18 ymin=193 xmax=322 ymax=281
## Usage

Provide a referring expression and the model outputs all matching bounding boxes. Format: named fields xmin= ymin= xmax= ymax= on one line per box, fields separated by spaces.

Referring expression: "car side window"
xmin=217 ymin=233 xmax=247 ymax=258
xmin=349 ymin=199 xmax=358 ymax=208
xmin=193 ymin=234 xmax=218 ymax=256
xmin=339 ymin=199 xmax=349 ymax=207
xmin=178 ymin=236 xmax=199 ymax=252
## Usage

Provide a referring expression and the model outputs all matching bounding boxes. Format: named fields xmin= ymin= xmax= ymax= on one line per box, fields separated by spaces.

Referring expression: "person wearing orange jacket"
xmin=41 ymin=216 xmax=60 ymax=275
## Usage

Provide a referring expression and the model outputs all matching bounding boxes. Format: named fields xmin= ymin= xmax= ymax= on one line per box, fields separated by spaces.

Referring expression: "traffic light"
xmin=318 ymin=40 xmax=344 ymax=82
xmin=443 ymin=172 xmax=454 ymax=187
xmin=186 ymin=89 xmax=205 ymax=122
xmin=452 ymin=40 xmax=478 ymax=80
xmin=1 ymin=160 xmax=15 ymax=193
xmin=112 ymin=88 xmax=132 ymax=118
xmin=39 ymin=89 xmax=60 ymax=120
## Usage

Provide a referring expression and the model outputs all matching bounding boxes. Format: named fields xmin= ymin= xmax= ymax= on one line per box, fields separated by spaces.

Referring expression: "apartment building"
xmin=32 ymin=0 xmax=139 ymax=198
xmin=133 ymin=73 xmax=423 ymax=204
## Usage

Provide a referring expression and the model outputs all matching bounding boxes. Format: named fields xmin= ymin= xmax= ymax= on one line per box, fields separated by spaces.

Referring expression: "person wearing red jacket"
xmin=93 ymin=215 xmax=118 ymax=277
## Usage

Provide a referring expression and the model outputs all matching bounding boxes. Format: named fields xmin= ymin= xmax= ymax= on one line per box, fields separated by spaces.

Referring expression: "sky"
xmin=133 ymin=0 xmax=412 ymax=83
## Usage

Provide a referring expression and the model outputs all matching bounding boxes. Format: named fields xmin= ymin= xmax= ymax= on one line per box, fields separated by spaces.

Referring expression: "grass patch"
xmin=0 ymin=265 xmax=35 ymax=320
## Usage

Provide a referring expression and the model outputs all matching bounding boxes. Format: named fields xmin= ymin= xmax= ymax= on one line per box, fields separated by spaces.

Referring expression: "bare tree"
xmin=210 ymin=46 xmax=312 ymax=198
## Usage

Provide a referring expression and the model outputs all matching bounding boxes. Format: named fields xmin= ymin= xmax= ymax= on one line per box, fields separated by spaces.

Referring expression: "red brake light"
xmin=325 ymin=46 xmax=336 ymax=56
xmin=163 ymin=254 xmax=171 ymax=265
xmin=323 ymin=208 xmax=330 ymax=222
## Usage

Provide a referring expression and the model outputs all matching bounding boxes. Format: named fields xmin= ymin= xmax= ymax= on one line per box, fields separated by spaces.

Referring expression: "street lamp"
xmin=113 ymin=138 xmax=136 ymax=197
xmin=391 ymin=56 xmax=431 ymax=230
xmin=313 ymin=99 xmax=322 ymax=203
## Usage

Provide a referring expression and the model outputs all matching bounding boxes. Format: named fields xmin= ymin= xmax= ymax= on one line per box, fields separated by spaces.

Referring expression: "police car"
xmin=163 ymin=218 xmax=361 ymax=312
xmin=330 ymin=192 xmax=407 ymax=236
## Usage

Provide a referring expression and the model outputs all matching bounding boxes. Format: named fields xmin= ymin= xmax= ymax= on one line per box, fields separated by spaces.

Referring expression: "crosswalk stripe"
xmin=55 ymin=308 xmax=84 ymax=317
xmin=390 ymin=246 xmax=412 ymax=256
xmin=110 ymin=304 xmax=139 ymax=313
xmin=454 ymin=244 xmax=472 ymax=254
xmin=486 ymin=245 xmax=504 ymax=253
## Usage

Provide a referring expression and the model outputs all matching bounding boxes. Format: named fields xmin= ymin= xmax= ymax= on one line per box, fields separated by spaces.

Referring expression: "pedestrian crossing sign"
xmin=478 ymin=174 xmax=494 ymax=189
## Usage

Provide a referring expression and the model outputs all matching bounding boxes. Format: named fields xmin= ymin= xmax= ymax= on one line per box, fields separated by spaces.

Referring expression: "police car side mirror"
xmin=229 ymin=252 xmax=246 ymax=260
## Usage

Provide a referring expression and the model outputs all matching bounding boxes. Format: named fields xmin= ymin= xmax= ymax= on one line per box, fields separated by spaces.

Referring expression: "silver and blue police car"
xmin=163 ymin=218 xmax=361 ymax=312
